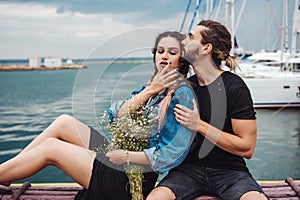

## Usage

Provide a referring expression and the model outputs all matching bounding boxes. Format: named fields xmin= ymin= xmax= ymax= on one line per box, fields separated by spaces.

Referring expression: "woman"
xmin=0 ymin=31 xmax=196 ymax=200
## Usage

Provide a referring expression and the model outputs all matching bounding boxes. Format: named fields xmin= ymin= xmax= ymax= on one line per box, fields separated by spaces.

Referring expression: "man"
xmin=147 ymin=20 xmax=268 ymax=200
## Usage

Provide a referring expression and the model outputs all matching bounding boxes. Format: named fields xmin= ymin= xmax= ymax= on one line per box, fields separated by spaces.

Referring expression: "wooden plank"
xmin=23 ymin=190 xmax=78 ymax=195
xmin=9 ymin=182 xmax=31 ymax=200
xmin=263 ymin=186 xmax=294 ymax=192
xmin=265 ymin=190 xmax=297 ymax=198
xmin=281 ymin=198 xmax=300 ymax=200
xmin=18 ymin=196 xmax=74 ymax=200
xmin=260 ymin=183 xmax=289 ymax=187
xmin=24 ymin=186 xmax=81 ymax=191
xmin=1 ymin=179 xmax=299 ymax=200
xmin=286 ymin=177 xmax=300 ymax=196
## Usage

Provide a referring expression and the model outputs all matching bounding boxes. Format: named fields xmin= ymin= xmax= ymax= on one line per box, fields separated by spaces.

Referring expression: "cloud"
xmin=3 ymin=0 xmax=187 ymax=22
xmin=0 ymin=0 xmax=298 ymax=59
xmin=0 ymin=2 xmax=145 ymax=58
xmin=0 ymin=1 xmax=186 ymax=59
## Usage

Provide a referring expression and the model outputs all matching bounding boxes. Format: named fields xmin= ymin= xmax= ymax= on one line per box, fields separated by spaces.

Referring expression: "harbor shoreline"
xmin=0 ymin=64 xmax=87 ymax=71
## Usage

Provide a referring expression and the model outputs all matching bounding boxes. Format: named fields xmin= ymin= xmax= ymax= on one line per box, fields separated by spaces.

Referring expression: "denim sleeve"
xmin=107 ymin=85 xmax=146 ymax=122
xmin=107 ymin=100 xmax=125 ymax=122
xmin=144 ymin=83 xmax=196 ymax=174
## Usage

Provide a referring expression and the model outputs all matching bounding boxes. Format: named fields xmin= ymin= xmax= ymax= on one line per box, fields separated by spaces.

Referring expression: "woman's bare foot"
xmin=0 ymin=182 xmax=11 ymax=187
xmin=0 ymin=184 xmax=12 ymax=194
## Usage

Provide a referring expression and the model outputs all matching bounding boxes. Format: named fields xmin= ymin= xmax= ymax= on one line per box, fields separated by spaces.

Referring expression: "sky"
xmin=0 ymin=0 xmax=298 ymax=59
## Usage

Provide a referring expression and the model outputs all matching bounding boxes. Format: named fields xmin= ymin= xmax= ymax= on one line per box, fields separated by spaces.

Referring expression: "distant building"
xmin=44 ymin=57 xmax=62 ymax=67
xmin=29 ymin=57 xmax=42 ymax=67
xmin=66 ymin=58 xmax=73 ymax=65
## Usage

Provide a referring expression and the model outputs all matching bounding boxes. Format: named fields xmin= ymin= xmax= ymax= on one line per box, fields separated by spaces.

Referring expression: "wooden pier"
xmin=1 ymin=177 xmax=299 ymax=200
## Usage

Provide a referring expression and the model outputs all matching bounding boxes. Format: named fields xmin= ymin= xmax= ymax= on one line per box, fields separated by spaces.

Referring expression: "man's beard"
xmin=183 ymin=46 xmax=200 ymax=64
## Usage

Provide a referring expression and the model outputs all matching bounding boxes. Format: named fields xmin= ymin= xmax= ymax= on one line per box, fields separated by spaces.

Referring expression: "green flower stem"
xmin=125 ymin=164 xmax=144 ymax=200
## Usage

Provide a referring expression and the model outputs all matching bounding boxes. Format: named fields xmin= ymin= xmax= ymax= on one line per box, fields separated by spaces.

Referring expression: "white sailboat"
xmin=237 ymin=0 xmax=300 ymax=108
xmin=180 ymin=0 xmax=300 ymax=108
xmin=236 ymin=62 xmax=300 ymax=108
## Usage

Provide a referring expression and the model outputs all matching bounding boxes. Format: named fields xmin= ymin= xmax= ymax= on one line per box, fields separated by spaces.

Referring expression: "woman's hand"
xmin=106 ymin=149 xmax=128 ymax=165
xmin=174 ymin=99 xmax=200 ymax=132
xmin=117 ymin=65 xmax=181 ymax=117
xmin=147 ymin=66 xmax=180 ymax=94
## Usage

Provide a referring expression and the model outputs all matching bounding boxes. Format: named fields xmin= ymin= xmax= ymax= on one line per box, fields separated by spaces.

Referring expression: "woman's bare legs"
xmin=1 ymin=114 xmax=92 ymax=186
xmin=20 ymin=114 xmax=91 ymax=154
xmin=0 ymin=138 xmax=95 ymax=189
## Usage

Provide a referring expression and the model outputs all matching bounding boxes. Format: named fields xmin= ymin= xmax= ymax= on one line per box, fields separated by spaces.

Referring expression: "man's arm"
xmin=174 ymin=100 xmax=257 ymax=159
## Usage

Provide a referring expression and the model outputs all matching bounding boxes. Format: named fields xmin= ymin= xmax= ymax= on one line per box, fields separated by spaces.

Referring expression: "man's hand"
xmin=174 ymin=99 xmax=200 ymax=132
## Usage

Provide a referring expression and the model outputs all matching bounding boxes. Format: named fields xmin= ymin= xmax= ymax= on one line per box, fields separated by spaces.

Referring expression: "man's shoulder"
xmin=222 ymin=71 xmax=241 ymax=80
xmin=221 ymin=71 xmax=246 ymax=86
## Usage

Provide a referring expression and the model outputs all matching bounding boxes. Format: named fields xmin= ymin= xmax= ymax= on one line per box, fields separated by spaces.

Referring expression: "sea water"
xmin=0 ymin=62 xmax=299 ymax=183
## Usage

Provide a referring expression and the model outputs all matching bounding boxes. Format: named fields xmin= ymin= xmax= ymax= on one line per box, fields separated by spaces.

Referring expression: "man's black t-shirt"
xmin=184 ymin=71 xmax=256 ymax=172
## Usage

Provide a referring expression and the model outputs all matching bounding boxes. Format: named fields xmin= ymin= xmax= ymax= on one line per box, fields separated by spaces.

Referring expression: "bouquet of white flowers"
xmin=100 ymin=106 xmax=153 ymax=200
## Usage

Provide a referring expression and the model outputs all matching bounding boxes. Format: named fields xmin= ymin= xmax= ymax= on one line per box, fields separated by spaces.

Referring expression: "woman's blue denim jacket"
xmin=107 ymin=81 xmax=196 ymax=174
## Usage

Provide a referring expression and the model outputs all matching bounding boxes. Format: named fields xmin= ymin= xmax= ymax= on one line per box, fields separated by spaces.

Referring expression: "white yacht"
xmin=237 ymin=61 xmax=300 ymax=108
xmin=237 ymin=0 xmax=300 ymax=108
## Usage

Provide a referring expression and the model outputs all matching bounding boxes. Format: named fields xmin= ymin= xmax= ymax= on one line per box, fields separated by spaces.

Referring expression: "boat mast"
xmin=267 ymin=0 xmax=271 ymax=51
xmin=213 ymin=0 xmax=223 ymax=20
xmin=234 ymin=0 xmax=246 ymax=35
xmin=284 ymin=0 xmax=289 ymax=52
xmin=231 ymin=0 xmax=235 ymax=55
xmin=291 ymin=0 xmax=300 ymax=58
xmin=225 ymin=0 xmax=235 ymax=55
xmin=280 ymin=0 xmax=288 ymax=69
xmin=187 ymin=0 xmax=201 ymax=34
xmin=206 ymin=0 xmax=211 ymax=19
xmin=179 ymin=0 xmax=192 ymax=33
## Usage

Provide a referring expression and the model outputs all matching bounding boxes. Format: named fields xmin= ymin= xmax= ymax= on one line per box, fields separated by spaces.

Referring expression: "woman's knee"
xmin=38 ymin=138 xmax=62 ymax=163
xmin=52 ymin=114 xmax=90 ymax=148
xmin=55 ymin=114 xmax=74 ymax=128
xmin=53 ymin=114 xmax=77 ymax=135
xmin=146 ymin=187 xmax=175 ymax=200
